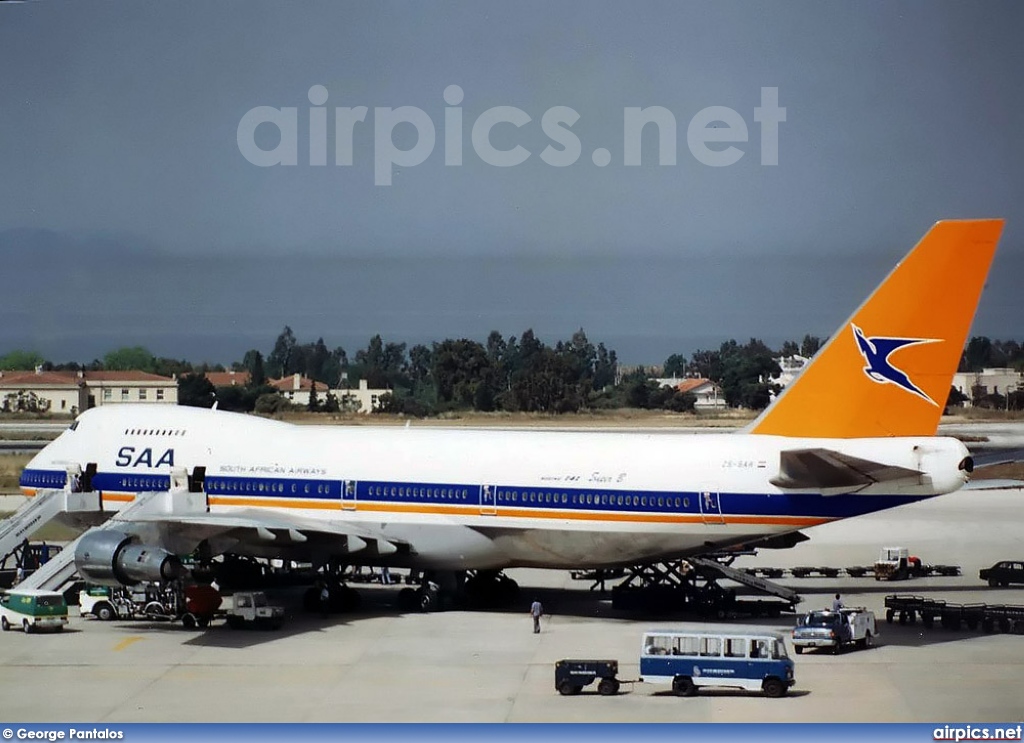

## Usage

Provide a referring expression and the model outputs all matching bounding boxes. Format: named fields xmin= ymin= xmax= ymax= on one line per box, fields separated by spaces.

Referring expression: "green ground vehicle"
xmin=1 ymin=589 xmax=69 ymax=633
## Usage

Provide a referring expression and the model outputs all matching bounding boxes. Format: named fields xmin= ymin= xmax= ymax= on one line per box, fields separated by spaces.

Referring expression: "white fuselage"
xmin=21 ymin=405 xmax=971 ymax=570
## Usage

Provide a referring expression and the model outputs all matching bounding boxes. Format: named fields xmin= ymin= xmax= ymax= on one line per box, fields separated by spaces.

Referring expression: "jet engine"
xmin=75 ymin=530 xmax=186 ymax=586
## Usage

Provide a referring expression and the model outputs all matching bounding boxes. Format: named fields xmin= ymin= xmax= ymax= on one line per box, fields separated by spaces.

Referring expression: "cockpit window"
xmin=69 ymin=421 xmax=79 ymax=432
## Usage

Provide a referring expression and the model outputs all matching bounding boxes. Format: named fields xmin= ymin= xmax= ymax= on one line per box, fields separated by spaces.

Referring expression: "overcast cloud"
xmin=1 ymin=1 xmax=1021 ymax=364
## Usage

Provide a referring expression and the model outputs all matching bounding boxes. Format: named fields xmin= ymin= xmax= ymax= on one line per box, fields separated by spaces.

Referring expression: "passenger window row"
xmin=123 ymin=429 xmax=186 ymax=436
xmin=495 ymin=491 xmax=690 ymax=510
xmin=118 ymin=477 xmax=169 ymax=491
xmin=21 ymin=472 xmax=65 ymax=487
xmin=366 ymin=485 xmax=470 ymax=501
xmin=207 ymin=478 xmax=329 ymax=496
xmin=102 ymin=474 xmax=698 ymax=513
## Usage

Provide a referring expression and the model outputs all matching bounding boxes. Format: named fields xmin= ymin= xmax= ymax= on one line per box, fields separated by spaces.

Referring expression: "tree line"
xmin=2 ymin=331 xmax=1022 ymax=416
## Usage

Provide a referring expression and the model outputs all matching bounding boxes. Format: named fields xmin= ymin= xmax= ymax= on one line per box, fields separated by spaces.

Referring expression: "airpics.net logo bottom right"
xmin=237 ymin=85 xmax=786 ymax=185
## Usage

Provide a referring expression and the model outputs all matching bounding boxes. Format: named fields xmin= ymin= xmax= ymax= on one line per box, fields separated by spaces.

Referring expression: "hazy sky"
xmin=1 ymin=1 xmax=1022 ymax=364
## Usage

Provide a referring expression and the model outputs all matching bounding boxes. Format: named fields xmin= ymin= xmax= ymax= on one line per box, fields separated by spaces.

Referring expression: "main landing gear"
xmin=302 ymin=569 xmax=362 ymax=614
xmin=396 ymin=570 xmax=520 ymax=612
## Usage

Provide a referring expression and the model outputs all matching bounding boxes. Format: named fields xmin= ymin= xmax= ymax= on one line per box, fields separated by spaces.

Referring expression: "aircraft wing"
xmin=111 ymin=508 xmax=402 ymax=556
xmin=770 ymin=448 xmax=923 ymax=491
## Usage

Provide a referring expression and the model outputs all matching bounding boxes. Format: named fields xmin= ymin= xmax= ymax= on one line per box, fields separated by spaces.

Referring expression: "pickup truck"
xmin=225 ymin=591 xmax=285 ymax=630
xmin=792 ymin=607 xmax=876 ymax=654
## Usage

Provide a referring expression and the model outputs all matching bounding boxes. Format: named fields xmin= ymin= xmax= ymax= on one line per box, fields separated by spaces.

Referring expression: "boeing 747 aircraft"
xmin=17 ymin=219 xmax=1005 ymax=609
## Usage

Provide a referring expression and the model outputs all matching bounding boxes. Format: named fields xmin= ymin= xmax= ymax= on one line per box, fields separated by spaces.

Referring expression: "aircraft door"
xmin=82 ymin=462 xmax=97 ymax=493
xmin=480 ymin=484 xmax=497 ymax=516
xmin=341 ymin=480 xmax=357 ymax=510
xmin=700 ymin=491 xmax=725 ymax=524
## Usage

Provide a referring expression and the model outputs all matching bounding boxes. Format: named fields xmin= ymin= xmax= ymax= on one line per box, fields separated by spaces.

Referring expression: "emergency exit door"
xmin=480 ymin=484 xmax=497 ymax=516
xmin=341 ymin=480 xmax=357 ymax=510
xmin=700 ymin=491 xmax=725 ymax=524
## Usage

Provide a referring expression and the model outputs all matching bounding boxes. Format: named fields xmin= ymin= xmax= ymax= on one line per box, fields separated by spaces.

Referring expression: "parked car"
xmin=980 ymin=561 xmax=1024 ymax=587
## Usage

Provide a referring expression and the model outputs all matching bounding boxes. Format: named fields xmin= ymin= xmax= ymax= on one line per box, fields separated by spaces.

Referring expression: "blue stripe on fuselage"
xmin=19 ymin=466 xmax=929 ymax=519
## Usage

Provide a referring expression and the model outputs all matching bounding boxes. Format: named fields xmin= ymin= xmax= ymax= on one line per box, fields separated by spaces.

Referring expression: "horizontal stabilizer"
xmin=961 ymin=479 xmax=1024 ymax=492
xmin=971 ymin=448 xmax=1024 ymax=469
xmin=771 ymin=448 xmax=923 ymax=491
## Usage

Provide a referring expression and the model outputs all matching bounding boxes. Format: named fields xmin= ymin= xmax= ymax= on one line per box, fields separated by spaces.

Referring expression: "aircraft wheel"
xmin=499 ymin=575 xmax=520 ymax=602
xmin=397 ymin=587 xmax=418 ymax=611
xmin=418 ymin=584 xmax=441 ymax=612
xmin=336 ymin=586 xmax=362 ymax=612
xmin=302 ymin=587 xmax=321 ymax=613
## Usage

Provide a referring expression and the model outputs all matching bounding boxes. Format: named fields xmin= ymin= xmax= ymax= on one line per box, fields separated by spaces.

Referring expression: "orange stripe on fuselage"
xmin=16 ymin=489 xmax=830 ymax=529
xmin=207 ymin=495 xmax=830 ymax=528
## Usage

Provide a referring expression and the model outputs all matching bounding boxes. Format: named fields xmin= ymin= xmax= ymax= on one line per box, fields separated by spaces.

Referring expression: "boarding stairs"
xmin=12 ymin=478 xmax=209 ymax=593
xmin=0 ymin=487 xmax=103 ymax=566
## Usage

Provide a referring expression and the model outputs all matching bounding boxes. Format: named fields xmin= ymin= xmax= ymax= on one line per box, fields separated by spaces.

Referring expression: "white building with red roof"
xmin=84 ymin=370 xmax=178 ymax=407
xmin=203 ymin=370 xmax=388 ymax=413
xmin=0 ymin=368 xmax=178 ymax=414
xmin=654 ymin=376 xmax=726 ymax=410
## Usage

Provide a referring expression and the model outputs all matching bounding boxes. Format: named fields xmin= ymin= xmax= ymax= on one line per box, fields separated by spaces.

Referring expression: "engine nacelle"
xmin=75 ymin=530 xmax=185 ymax=586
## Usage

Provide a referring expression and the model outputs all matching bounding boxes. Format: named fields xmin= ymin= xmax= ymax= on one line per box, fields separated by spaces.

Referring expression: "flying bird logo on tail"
xmin=851 ymin=324 xmax=942 ymax=406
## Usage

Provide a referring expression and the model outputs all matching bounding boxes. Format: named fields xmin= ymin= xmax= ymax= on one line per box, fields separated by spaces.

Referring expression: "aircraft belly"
xmin=201 ymin=505 xmax=791 ymax=571
xmin=483 ymin=524 xmax=783 ymax=568
xmin=387 ymin=519 xmax=785 ymax=570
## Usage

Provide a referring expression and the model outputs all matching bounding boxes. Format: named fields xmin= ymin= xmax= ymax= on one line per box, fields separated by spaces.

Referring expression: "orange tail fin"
xmin=750 ymin=219 xmax=1004 ymax=438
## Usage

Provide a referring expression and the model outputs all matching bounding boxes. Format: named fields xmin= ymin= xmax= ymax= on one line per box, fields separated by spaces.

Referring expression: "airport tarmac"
xmin=2 ymin=485 xmax=1024 ymax=723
